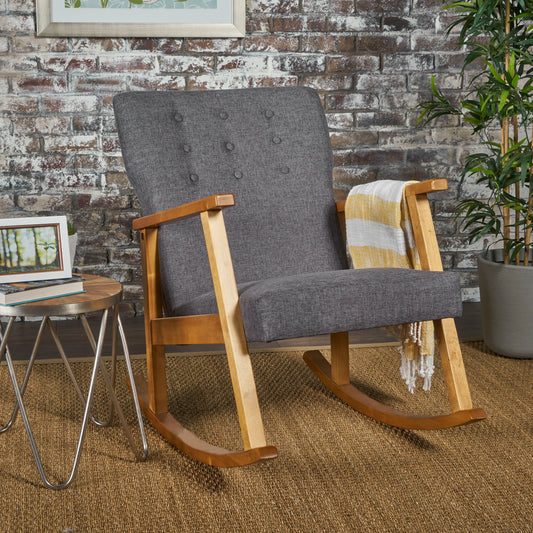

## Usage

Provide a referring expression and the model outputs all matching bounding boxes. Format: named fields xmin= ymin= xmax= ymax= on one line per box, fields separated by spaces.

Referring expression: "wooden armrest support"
xmin=335 ymin=179 xmax=448 ymax=214
xmin=133 ymin=194 xmax=235 ymax=231
xmin=336 ymin=200 xmax=346 ymax=213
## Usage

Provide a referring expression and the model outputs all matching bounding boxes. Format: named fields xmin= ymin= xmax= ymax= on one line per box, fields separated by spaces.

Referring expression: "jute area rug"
xmin=0 ymin=341 xmax=531 ymax=533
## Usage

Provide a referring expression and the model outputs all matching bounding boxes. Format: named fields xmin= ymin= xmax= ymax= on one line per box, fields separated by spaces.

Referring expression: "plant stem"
xmin=524 ymin=124 xmax=533 ymax=266
xmin=514 ymin=116 xmax=521 ymax=264
xmin=502 ymin=118 xmax=510 ymax=263
xmin=502 ymin=0 xmax=512 ymax=264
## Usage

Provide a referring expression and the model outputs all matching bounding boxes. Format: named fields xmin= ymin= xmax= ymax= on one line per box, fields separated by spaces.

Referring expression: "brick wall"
xmin=0 ymin=0 xmax=482 ymax=315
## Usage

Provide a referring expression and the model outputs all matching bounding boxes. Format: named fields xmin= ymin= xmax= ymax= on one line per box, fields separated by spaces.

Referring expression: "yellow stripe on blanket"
xmin=345 ymin=194 xmax=407 ymax=228
xmin=345 ymin=179 xmax=435 ymax=393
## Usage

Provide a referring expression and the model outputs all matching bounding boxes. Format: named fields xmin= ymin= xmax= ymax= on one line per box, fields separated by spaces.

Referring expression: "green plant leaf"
xmin=499 ymin=90 xmax=509 ymax=111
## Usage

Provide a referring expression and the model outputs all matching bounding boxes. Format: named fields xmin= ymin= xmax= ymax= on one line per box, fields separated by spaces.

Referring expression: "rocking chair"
xmin=113 ymin=87 xmax=486 ymax=467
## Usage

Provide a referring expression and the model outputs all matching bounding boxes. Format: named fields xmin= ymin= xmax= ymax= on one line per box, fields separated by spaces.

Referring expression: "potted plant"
xmin=417 ymin=0 xmax=533 ymax=357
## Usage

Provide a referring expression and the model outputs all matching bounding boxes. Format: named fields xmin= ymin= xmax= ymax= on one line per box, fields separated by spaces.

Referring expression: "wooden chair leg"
xmin=435 ymin=317 xmax=474 ymax=412
xmin=201 ymin=208 xmax=269 ymax=451
xmin=331 ymin=331 xmax=350 ymax=385
xmin=146 ymin=344 xmax=168 ymax=415
xmin=140 ymin=227 xmax=168 ymax=415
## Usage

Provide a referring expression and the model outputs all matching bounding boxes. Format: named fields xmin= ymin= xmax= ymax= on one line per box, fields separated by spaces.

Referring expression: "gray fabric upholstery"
xmin=114 ymin=87 xmax=462 ymax=343
xmin=175 ymin=269 xmax=462 ymax=342
xmin=113 ymin=87 xmax=347 ymax=313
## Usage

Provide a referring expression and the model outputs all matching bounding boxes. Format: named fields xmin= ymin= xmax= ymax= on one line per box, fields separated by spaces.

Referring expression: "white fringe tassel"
xmin=398 ymin=322 xmax=435 ymax=394
xmin=400 ymin=352 xmax=434 ymax=394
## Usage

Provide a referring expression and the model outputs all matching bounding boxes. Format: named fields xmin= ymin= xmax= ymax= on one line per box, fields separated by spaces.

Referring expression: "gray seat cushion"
xmin=174 ymin=268 xmax=462 ymax=342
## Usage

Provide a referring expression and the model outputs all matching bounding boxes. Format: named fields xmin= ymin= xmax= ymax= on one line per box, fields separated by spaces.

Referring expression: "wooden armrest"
xmin=405 ymin=178 xmax=448 ymax=197
xmin=335 ymin=179 xmax=447 ymax=214
xmin=133 ymin=194 xmax=235 ymax=231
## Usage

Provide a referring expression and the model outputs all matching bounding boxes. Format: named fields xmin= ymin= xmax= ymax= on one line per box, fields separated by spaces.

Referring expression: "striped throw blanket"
xmin=345 ymin=180 xmax=434 ymax=393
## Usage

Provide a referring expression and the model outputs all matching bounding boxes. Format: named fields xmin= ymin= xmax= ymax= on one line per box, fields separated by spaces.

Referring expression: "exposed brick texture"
xmin=0 ymin=0 xmax=482 ymax=315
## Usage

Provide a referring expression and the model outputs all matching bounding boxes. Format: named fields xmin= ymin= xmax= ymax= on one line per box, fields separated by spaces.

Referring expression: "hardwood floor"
xmin=2 ymin=303 xmax=482 ymax=362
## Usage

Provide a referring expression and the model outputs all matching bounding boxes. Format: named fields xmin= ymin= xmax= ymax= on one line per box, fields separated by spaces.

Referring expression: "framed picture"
xmin=0 ymin=216 xmax=72 ymax=284
xmin=36 ymin=0 xmax=245 ymax=38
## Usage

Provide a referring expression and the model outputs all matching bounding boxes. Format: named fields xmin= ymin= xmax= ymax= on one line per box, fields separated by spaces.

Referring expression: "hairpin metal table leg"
xmin=45 ymin=317 xmax=88 ymax=408
xmin=79 ymin=314 xmax=116 ymax=427
xmin=2 ymin=310 xmax=110 ymax=489
xmin=116 ymin=307 xmax=148 ymax=461
xmin=46 ymin=309 xmax=147 ymax=459
xmin=79 ymin=308 xmax=147 ymax=460
xmin=0 ymin=317 xmax=47 ymax=434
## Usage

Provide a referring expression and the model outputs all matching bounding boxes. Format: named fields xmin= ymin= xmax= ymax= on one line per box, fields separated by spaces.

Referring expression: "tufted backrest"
xmin=114 ymin=87 xmax=347 ymax=313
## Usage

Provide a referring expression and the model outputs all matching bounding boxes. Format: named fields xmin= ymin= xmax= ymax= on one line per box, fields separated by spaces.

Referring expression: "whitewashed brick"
xmin=7 ymin=0 xmax=34 ymax=12
xmin=43 ymin=134 xmax=98 ymax=152
xmin=128 ymin=74 xmax=186 ymax=91
xmin=39 ymin=55 xmax=98 ymax=73
xmin=159 ymin=56 xmax=214 ymax=74
xmin=42 ymin=173 xmax=101 ymax=189
xmin=42 ymin=95 xmax=99 ymax=113
xmin=0 ymin=95 xmax=39 ymax=113
xmin=328 ymin=15 xmax=380 ymax=31
xmin=2 ymin=155 xmax=67 ymax=173
xmin=70 ymin=38 xmax=127 ymax=53
xmin=0 ymin=14 xmax=34 ymax=33
xmin=326 ymin=112 xmax=355 ymax=129
xmin=13 ymin=116 xmax=70 ymax=134
xmin=0 ymin=56 xmax=38 ymax=72
xmin=188 ymin=74 xmax=246 ymax=90
xmin=17 ymin=194 xmax=72 ymax=211
xmin=248 ymin=0 xmax=298 ymax=12
xmin=0 ymin=134 xmax=39 ymax=153
xmin=0 ymin=194 xmax=15 ymax=211
xmin=218 ymin=56 xmax=270 ymax=71
xmin=11 ymin=36 xmax=68 ymax=52
xmin=0 ymin=118 xmax=11 ymax=132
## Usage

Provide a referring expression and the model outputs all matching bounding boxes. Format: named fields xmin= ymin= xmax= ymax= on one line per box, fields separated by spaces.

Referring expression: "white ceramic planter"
xmin=478 ymin=250 xmax=533 ymax=358
xmin=68 ymin=233 xmax=78 ymax=270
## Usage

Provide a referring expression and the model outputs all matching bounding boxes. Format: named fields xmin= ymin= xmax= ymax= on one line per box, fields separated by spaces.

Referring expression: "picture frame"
xmin=35 ymin=0 xmax=245 ymax=38
xmin=0 ymin=216 xmax=72 ymax=284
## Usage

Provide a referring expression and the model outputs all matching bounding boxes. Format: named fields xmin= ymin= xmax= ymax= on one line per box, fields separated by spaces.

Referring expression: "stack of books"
xmin=0 ymin=275 xmax=85 ymax=306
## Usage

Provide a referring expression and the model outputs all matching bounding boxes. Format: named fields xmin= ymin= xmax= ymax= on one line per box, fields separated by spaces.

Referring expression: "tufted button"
xmin=225 ymin=142 xmax=235 ymax=151
xmin=183 ymin=144 xmax=191 ymax=153
xmin=174 ymin=112 xmax=183 ymax=122
xmin=272 ymin=136 xmax=282 ymax=145
xmin=233 ymin=170 xmax=243 ymax=179
xmin=189 ymin=173 xmax=198 ymax=183
xmin=281 ymin=166 xmax=290 ymax=174
xmin=264 ymin=110 xmax=274 ymax=119
xmin=219 ymin=111 xmax=229 ymax=120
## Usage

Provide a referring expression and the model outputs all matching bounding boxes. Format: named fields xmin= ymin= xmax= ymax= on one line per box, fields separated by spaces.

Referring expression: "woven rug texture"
xmin=0 ymin=341 xmax=531 ymax=533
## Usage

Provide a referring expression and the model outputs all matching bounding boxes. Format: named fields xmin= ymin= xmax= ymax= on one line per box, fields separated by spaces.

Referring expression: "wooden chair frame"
xmin=132 ymin=179 xmax=486 ymax=467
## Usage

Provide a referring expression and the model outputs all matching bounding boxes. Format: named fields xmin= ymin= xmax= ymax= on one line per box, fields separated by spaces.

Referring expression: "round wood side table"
xmin=0 ymin=274 xmax=148 ymax=489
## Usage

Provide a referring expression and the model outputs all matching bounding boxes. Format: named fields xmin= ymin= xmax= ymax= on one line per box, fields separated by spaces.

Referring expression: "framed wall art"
xmin=0 ymin=216 xmax=72 ymax=283
xmin=36 ymin=0 xmax=245 ymax=38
